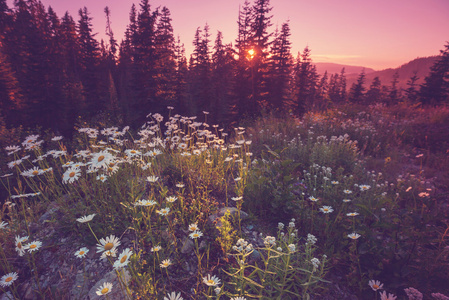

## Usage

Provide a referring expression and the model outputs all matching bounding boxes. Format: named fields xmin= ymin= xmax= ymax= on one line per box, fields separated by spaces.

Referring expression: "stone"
xmin=181 ymin=237 xmax=194 ymax=254
xmin=87 ymin=269 xmax=131 ymax=300
xmin=208 ymin=207 xmax=249 ymax=228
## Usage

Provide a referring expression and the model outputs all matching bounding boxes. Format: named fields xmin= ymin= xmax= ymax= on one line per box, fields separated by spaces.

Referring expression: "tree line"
xmin=1 ymin=0 xmax=448 ymax=135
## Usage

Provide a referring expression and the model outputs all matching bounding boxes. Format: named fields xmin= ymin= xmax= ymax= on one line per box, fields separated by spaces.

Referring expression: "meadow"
xmin=1 ymin=103 xmax=449 ymax=300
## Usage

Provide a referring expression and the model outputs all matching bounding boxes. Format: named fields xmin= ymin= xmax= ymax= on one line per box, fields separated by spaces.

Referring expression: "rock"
xmin=38 ymin=201 xmax=61 ymax=224
xmin=87 ymin=269 xmax=131 ymax=300
xmin=208 ymin=207 xmax=249 ymax=228
xmin=181 ymin=237 xmax=194 ymax=254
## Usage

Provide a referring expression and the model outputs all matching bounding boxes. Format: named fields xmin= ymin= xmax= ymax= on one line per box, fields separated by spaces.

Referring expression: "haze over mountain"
xmin=316 ymin=57 xmax=437 ymax=90
xmin=315 ymin=63 xmax=375 ymax=75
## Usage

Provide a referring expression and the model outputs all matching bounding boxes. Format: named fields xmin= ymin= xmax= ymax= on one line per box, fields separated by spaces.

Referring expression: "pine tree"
xmin=404 ymin=71 xmax=419 ymax=104
xmin=365 ymin=76 xmax=382 ymax=104
xmin=348 ymin=69 xmax=366 ymax=104
xmin=211 ymin=31 xmax=235 ymax=123
xmin=419 ymin=42 xmax=449 ymax=105
xmin=293 ymin=47 xmax=318 ymax=115
xmin=388 ymin=71 xmax=400 ymax=105
xmin=266 ymin=21 xmax=293 ymax=111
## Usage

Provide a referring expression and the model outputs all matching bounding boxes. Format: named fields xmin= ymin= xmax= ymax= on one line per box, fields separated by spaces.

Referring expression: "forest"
xmin=1 ymin=0 xmax=448 ymax=136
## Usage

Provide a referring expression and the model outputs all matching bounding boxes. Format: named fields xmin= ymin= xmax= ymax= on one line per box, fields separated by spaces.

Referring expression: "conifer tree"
xmin=348 ymin=69 xmax=366 ymax=103
xmin=366 ymin=76 xmax=382 ymax=104
xmin=404 ymin=71 xmax=419 ymax=104
xmin=293 ymin=47 xmax=318 ymax=115
xmin=419 ymin=42 xmax=449 ymax=105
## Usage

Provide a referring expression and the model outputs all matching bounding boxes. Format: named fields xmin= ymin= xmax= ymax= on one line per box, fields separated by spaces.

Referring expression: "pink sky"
xmin=7 ymin=0 xmax=449 ymax=70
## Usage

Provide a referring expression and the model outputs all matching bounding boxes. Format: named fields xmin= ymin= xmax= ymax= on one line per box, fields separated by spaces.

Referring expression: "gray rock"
xmin=208 ymin=207 xmax=249 ymax=228
xmin=87 ymin=269 xmax=131 ymax=300
xmin=181 ymin=237 xmax=195 ymax=254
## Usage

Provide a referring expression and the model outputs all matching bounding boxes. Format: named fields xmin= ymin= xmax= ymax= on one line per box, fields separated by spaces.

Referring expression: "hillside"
xmin=345 ymin=56 xmax=437 ymax=90
xmin=314 ymin=62 xmax=376 ymax=75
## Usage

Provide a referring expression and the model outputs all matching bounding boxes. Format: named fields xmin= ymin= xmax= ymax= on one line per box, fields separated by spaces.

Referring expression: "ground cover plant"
xmin=1 ymin=104 xmax=449 ymax=299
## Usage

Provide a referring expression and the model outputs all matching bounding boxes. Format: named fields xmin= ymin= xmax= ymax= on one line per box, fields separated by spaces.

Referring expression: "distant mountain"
xmin=344 ymin=56 xmax=438 ymax=90
xmin=315 ymin=62 xmax=376 ymax=75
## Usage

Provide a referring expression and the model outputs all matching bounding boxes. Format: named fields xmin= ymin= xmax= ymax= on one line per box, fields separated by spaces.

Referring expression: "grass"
xmin=1 ymin=104 xmax=449 ymax=299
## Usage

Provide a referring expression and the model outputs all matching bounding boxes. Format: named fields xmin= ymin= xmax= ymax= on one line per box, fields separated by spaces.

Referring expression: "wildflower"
xmin=343 ymin=189 xmax=352 ymax=194
xmin=288 ymin=244 xmax=296 ymax=252
xmin=320 ymin=206 xmax=334 ymax=214
xmin=307 ymin=234 xmax=317 ymax=245
xmin=380 ymin=291 xmax=397 ymax=300
xmin=75 ymin=247 xmax=89 ymax=258
xmin=231 ymin=297 xmax=247 ymax=300
xmin=348 ymin=233 xmax=361 ymax=240
xmin=311 ymin=257 xmax=320 ymax=269
xmin=231 ymin=196 xmax=243 ymax=201
xmin=76 ymin=214 xmax=96 ymax=223
xmin=346 ymin=212 xmax=359 ymax=217
xmin=7 ymin=159 xmax=22 ymax=169
xmin=289 ymin=220 xmax=295 ymax=228
xmin=114 ymin=248 xmax=133 ymax=269
xmin=276 ymin=247 xmax=282 ymax=252
xmin=157 ymin=207 xmax=170 ymax=216
xmin=368 ymin=279 xmax=383 ymax=291
xmin=166 ymin=196 xmax=177 ymax=203
xmin=418 ymin=192 xmax=429 ymax=198
xmin=15 ymin=236 xmax=28 ymax=256
xmin=214 ymin=287 xmax=221 ymax=295
xmin=263 ymin=236 xmax=276 ymax=246
xmin=96 ymin=235 xmax=121 ymax=253
xmin=404 ymin=287 xmax=423 ymax=300
xmin=21 ymin=167 xmax=43 ymax=177
xmin=134 ymin=199 xmax=157 ymax=207
xmin=331 ymin=181 xmax=339 ymax=185
xmin=96 ymin=174 xmax=108 ymax=182
xmin=359 ymin=184 xmax=371 ymax=191
xmin=147 ymin=175 xmax=159 ymax=183
xmin=90 ymin=151 xmax=114 ymax=169
xmin=51 ymin=136 xmax=63 ymax=141
xmin=160 ymin=259 xmax=172 ymax=268
xmin=431 ymin=293 xmax=449 ymax=300
xmin=62 ymin=167 xmax=81 ymax=184
xmin=24 ymin=240 xmax=42 ymax=252
xmin=203 ymin=274 xmax=221 ymax=287
xmin=5 ymin=145 xmax=21 ymax=155
xmin=416 ymin=154 xmax=424 ymax=158
xmin=343 ymin=199 xmax=351 ymax=203
xmin=164 ymin=292 xmax=184 ymax=300
xmin=189 ymin=230 xmax=203 ymax=239
xmin=188 ymin=223 xmax=199 ymax=232
xmin=0 ymin=221 xmax=8 ymax=230
xmin=176 ymin=183 xmax=185 ymax=188
xmin=308 ymin=196 xmax=318 ymax=202
xmin=96 ymin=282 xmax=113 ymax=296
xmin=100 ymin=249 xmax=117 ymax=260
xmin=0 ymin=272 xmax=18 ymax=287
xmin=278 ymin=222 xmax=284 ymax=230
xmin=124 ymin=149 xmax=141 ymax=158
xmin=22 ymin=134 xmax=39 ymax=146
xmin=151 ymin=245 xmax=162 ymax=252
xmin=234 ymin=177 xmax=241 ymax=182
xmin=406 ymin=186 xmax=412 ymax=192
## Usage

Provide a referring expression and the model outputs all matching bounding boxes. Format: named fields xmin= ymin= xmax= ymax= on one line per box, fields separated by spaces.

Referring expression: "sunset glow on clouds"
xmin=7 ymin=0 xmax=449 ymax=70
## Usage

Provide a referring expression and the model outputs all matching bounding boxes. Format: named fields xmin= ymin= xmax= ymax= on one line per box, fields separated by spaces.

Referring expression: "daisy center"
xmin=69 ymin=172 xmax=76 ymax=178
xmin=79 ymin=251 xmax=85 ymax=255
xmin=373 ymin=284 xmax=379 ymax=289
xmin=101 ymin=288 xmax=109 ymax=294
xmin=29 ymin=244 xmax=37 ymax=249
xmin=207 ymin=280 xmax=215 ymax=285
xmin=97 ymin=156 xmax=105 ymax=162
xmin=32 ymin=170 xmax=39 ymax=175
xmin=17 ymin=242 xmax=22 ymax=248
xmin=120 ymin=255 xmax=128 ymax=263
xmin=130 ymin=150 xmax=136 ymax=153
xmin=104 ymin=242 xmax=114 ymax=250
xmin=5 ymin=276 xmax=13 ymax=282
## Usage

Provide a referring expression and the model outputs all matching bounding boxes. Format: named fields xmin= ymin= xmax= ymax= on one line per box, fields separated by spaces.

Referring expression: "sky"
xmin=6 ymin=0 xmax=449 ymax=70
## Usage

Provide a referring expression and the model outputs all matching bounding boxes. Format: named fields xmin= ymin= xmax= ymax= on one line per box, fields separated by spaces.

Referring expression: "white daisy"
xmin=164 ymin=291 xmax=184 ymax=300
xmin=96 ymin=282 xmax=113 ymax=296
xmin=0 ymin=272 xmax=18 ymax=287
xmin=203 ymin=274 xmax=221 ymax=287
xmin=24 ymin=240 xmax=42 ymax=252
xmin=75 ymin=247 xmax=89 ymax=258
xmin=166 ymin=196 xmax=177 ymax=203
xmin=113 ymin=248 xmax=133 ymax=269
xmin=62 ymin=167 xmax=81 ymax=184
xmin=96 ymin=235 xmax=121 ymax=253
xmin=134 ymin=199 xmax=157 ymax=207
xmin=189 ymin=230 xmax=203 ymax=239
xmin=160 ymin=259 xmax=172 ymax=268
xmin=15 ymin=236 xmax=28 ymax=256
xmin=76 ymin=214 xmax=96 ymax=223
xmin=157 ymin=207 xmax=170 ymax=216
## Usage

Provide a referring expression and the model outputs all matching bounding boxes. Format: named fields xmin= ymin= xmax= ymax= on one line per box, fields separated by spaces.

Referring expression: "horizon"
xmin=5 ymin=0 xmax=449 ymax=70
